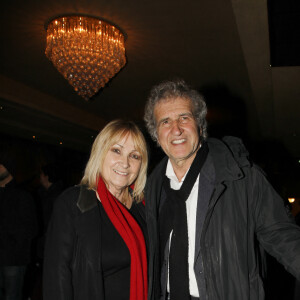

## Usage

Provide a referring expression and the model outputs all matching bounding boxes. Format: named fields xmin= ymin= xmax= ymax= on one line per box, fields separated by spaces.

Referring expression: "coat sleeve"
xmin=253 ymin=167 xmax=300 ymax=280
xmin=43 ymin=188 xmax=79 ymax=300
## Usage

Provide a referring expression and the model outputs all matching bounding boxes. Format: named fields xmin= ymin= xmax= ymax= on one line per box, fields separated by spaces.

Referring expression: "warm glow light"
xmin=32 ymin=136 xmax=36 ymax=139
xmin=288 ymin=198 xmax=295 ymax=203
xmin=45 ymin=16 xmax=126 ymax=100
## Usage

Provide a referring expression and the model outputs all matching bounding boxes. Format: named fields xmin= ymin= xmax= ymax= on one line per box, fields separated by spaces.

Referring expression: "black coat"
xmin=146 ymin=137 xmax=300 ymax=300
xmin=43 ymin=185 xmax=146 ymax=300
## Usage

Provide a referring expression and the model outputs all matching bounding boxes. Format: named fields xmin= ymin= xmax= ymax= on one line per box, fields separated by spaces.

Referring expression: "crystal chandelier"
xmin=45 ymin=16 xmax=126 ymax=100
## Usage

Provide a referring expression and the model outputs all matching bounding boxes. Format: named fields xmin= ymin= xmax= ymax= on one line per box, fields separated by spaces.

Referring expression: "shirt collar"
xmin=165 ymin=159 xmax=189 ymax=184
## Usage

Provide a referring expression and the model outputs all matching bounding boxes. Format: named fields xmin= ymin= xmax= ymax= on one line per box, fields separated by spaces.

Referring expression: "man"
xmin=36 ymin=163 xmax=63 ymax=261
xmin=39 ymin=164 xmax=63 ymax=239
xmin=144 ymin=79 xmax=300 ymax=300
xmin=0 ymin=160 xmax=37 ymax=300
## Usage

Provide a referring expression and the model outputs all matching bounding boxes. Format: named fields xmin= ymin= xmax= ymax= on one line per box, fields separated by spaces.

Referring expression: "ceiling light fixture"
xmin=288 ymin=198 xmax=295 ymax=203
xmin=45 ymin=16 xmax=126 ymax=100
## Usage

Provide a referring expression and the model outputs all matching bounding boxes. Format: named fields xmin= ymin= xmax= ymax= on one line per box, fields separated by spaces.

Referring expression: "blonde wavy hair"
xmin=81 ymin=119 xmax=148 ymax=203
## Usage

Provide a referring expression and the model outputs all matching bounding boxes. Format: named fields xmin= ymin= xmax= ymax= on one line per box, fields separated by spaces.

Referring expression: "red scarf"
xmin=97 ymin=177 xmax=148 ymax=300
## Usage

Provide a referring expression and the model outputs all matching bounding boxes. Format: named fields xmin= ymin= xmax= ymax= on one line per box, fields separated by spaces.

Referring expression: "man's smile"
xmin=171 ymin=138 xmax=186 ymax=145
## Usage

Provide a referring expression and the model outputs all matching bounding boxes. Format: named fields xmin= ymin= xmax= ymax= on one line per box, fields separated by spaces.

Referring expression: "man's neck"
xmin=171 ymin=154 xmax=196 ymax=182
xmin=0 ymin=175 xmax=13 ymax=187
xmin=171 ymin=143 xmax=202 ymax=182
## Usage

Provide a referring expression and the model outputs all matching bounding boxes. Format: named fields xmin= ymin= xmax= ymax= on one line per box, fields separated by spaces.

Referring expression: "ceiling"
xmin=0 ymin=0 xmax=299 ymax=159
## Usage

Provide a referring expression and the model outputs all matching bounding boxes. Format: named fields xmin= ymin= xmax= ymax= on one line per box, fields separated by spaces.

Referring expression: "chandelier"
xmin=45 ymin=16 xmax=126 ymax=100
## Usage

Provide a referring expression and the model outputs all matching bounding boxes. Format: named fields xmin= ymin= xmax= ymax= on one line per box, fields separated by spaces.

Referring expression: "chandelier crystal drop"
xmin=45 ymin=16 xmax=126 ymax=100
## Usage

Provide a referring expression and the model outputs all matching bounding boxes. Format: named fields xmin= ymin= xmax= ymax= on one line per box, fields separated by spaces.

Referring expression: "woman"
xmin=43 ymin=120 xmax=148 ymax=300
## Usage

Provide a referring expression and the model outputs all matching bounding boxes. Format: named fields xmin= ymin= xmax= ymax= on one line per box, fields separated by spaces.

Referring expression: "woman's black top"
xmin=99 ymin=201 xmax=147 ymax=300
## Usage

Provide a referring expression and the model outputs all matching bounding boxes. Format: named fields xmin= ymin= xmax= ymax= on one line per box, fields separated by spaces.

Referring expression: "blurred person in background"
xmin=37 ymin=163 xmax=63 ymax=259
xmin=0 ymin=157 xmax=37 ymax=300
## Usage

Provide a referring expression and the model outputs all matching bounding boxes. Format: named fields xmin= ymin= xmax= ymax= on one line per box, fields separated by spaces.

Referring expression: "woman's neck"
xmin=109 ymin=187 xmax=133 ymax=209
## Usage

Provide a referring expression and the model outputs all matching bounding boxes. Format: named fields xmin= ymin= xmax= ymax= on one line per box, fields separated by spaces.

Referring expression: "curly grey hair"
xmin=144 ymin=79 xmax=208 ymax=142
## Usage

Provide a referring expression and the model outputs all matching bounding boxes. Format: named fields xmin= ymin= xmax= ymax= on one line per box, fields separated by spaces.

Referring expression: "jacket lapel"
xmin=194 ymin=153 xmax=215 ymax=265
xmin=194 ymin=138 xmax=245 ymax=268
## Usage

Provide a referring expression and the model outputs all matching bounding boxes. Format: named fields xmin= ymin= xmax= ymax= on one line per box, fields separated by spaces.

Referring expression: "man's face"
xmin=154 ymin=97 xmax=200 ymax=167
xmin=0 ymin=164 xmax=10 ymax=181
xmin=40 ymin=171 xmax=49 ymax=189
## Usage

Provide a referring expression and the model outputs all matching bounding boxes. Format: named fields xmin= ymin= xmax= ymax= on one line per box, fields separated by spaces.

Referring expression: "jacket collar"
xmin=76 ymin=184 xmax=137 ymax=213
xmin=76 ymin=185 xmax=98 ymax=213
xmin=207 ymin=137 xmax=250 ymax=183
xmin=148 ymin=136 xmax=249 ymax=191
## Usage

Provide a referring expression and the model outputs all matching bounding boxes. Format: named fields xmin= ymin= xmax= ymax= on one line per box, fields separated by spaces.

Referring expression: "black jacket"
xmin=146 ymin=137 xmax=300 ymax=300
xmin=43 ymin=185 xmax=146 ymax=300
xmin=0 ymin=180 xmax=37 ymax=266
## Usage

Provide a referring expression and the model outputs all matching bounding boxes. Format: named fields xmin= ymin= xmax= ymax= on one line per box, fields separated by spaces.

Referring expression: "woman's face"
xmin=102 ymin=133 xmax=142 ymax=198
